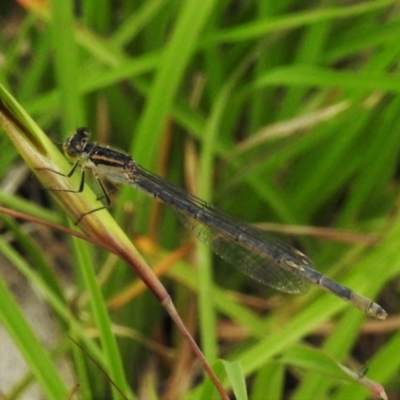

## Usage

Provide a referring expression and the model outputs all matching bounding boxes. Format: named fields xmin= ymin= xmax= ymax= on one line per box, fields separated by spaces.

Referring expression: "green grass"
xmin=1 ymin=0 xmax=400 ymax=399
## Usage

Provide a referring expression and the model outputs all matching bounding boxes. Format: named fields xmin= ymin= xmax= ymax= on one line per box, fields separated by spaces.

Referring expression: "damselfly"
xmin=45 ymin=127 xmax=387 ymax=320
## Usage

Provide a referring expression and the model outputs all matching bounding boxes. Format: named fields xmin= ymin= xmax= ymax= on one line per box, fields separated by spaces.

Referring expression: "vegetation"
xmin=0 ymin=1 xmax=399 ymax=399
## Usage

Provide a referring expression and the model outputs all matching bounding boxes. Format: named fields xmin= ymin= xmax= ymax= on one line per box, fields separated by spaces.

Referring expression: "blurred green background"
xmin=1 ymin=0 xmax=400 ymax=399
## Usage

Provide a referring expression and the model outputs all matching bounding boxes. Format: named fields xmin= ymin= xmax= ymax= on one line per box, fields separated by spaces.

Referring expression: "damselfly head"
xmin=64 ymin=127 xmax=91 ymax=159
